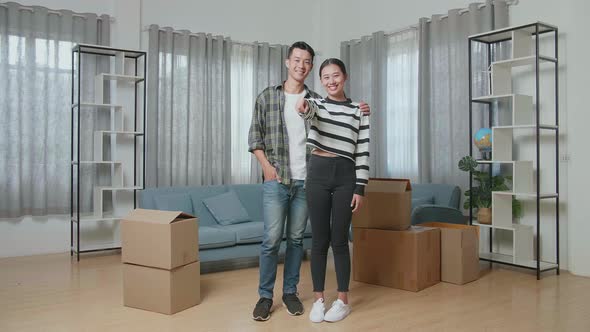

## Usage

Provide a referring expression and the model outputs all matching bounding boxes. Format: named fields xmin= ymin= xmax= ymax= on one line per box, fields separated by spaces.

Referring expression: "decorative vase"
xmin=474 ymin=128 xmax=492 ymax=154
xmin=477 ymin=207 xmax=492 ymax=224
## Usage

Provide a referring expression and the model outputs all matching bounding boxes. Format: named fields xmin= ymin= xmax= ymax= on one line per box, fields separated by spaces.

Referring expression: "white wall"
xmin=315 ymin=0 xmax=472 ymax=59
xmin=2 ymin=0 xmax=587 ymax=276
xmin=510 ymin=0 xmax=589 ymax=276
xmin=141 ymin=0 xmax=316 ymax=46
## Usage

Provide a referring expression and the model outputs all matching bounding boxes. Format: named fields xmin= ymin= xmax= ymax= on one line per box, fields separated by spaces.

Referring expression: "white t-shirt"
xmin=284 ymin=92 xmax=307 ymax=180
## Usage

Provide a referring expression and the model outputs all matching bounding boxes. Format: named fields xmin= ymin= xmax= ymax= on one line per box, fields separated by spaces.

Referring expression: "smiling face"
xmin=320 ymin=63 xmax=347 ymax=100
xmin=285 ymin=48 xmax=313 ymax=83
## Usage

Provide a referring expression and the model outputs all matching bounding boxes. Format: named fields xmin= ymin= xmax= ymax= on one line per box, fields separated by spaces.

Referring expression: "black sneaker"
xmin=252 ymin=297 xmax=273 ymax=321
xmin=282 ymin=293 xmax=304 ymax=316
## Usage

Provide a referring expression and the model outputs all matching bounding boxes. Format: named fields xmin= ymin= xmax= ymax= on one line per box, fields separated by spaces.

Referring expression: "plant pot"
xmin=477 ymin=207 xmax=492 ymax=224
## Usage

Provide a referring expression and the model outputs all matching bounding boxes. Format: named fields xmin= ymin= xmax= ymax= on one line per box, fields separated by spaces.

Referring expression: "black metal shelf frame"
xmin=467 ymin=22 xmax=559 ymax=280
xmin=70 ymin=44 xmax=147 ymax=261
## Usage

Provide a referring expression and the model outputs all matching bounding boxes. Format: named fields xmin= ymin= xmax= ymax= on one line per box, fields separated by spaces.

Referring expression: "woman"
xmin=296 ymin=58 xmax=369 ymax=323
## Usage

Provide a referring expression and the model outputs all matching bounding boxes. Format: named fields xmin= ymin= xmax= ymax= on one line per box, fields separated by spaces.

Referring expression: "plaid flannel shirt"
xmin=248 ymin=83 xmax=322 ymax=185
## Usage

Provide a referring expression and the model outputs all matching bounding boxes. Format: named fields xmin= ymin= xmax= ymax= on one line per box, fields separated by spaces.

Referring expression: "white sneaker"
xmin=324 ymin=299 xmax=351 ymax=322
xmin=309 ymin=298 xmax=325 ymax=323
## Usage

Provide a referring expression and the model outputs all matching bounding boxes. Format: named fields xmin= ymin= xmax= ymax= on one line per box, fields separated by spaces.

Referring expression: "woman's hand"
xmin=359 ymin=102 xmax=371 ymax=115
xmin=296 ymin=97 xmax=309 ymax=114
xmin=351 ymin=194 xmax=364 ymax=213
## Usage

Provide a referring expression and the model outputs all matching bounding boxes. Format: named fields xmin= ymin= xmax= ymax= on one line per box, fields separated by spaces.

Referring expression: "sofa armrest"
xmin=411 ymin=204 xmax=466 ymax=225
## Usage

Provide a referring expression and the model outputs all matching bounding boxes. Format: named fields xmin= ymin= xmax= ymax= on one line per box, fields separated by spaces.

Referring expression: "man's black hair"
xmin=287 ymin=41 xmax=315 ymax=62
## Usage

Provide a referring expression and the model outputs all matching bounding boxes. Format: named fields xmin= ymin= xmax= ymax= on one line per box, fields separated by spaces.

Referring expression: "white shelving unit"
xmin=71 ymin=44 xmax=146 ymax=260
xmin=468 ymin=22 xmax=560 ymax=278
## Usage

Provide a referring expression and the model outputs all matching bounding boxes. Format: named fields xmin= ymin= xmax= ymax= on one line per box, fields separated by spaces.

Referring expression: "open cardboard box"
xmin=121 ymin=209 xmax=199 ymax=270
xmin=352 ymin=178 xmax=412 ymax=231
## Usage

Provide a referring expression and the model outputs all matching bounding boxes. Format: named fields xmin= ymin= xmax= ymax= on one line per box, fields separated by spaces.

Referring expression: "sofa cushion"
xmin=203 ymin=190 xmax=250 ymax=225
xmin=412 ymin=196 xmax=434 ymax=212
xmin=232 ymin=184 xmax=264 ymax=222
xmin=221 ymin=222 xmax=265 ymax=244
xmin=154 ymin=193 xmax=193 ymax=215
xmin=189 ymin=185 xmax=228 ymax=227
xmin=199 ymin=226 xmax=237 ymax=249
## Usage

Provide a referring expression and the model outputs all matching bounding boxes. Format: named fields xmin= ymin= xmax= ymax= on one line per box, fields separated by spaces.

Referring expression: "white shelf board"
xmin=74 ymin=43 xmax=145 ymax=58
xmin=493 ymin=191 xmax=559 ymax=199
xmin=96 ymin=130 xmax=144 ymax=135
xmin=95 ymin=186 xmax=142 ymax=191
xmin=492 ymin=55 xmax=557 ymax=68
xmin=472 ymin=93 xmax=523 ymax=102
xmin=479 ymin=252 xmax=558 ymax=270
xmin=468 ymin=22 xmax=557 ymax=43
xmin=72 ymin=161 xmax=122 ymax=165
xmin=472 ymin=94 xmax=542 ymax=105
xmin=492 ymin=124 xmax=559 ymax=130
xmin=73 ymin=213 xmax=123 ymax=222
xmin=98 ymin=73 xmax=144 ymax=82
xmin=472 ymin=221 xmax=516 ymax=231
xmin=73 ymin=243 xmax=121 ymax=253
xmin=474 ymin=219 xmax=535 ymax=231
xmin=73 ymin=102 xmax=123 ymax=109
xmin=477 ymin=160 xmax=522 ymax=164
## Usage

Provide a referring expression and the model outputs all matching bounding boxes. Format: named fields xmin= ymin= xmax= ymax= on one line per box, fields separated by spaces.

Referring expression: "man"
xmin=248 ymin=41 xmax=370 ymax=321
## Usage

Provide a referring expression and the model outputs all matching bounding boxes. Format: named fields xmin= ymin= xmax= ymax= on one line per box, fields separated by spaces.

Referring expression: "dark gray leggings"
xmin=306 ymin=154 xmax=355 ymax=293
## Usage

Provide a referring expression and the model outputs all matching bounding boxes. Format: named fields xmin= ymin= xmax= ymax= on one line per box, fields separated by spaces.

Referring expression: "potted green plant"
xmin=458 ymin=156 xmax=523 ymax=224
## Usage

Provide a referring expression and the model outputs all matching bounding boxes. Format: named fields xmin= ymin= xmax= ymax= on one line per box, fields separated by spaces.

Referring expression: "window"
xmin=385 ymin=29 xmax=419 ymax=181
xmin=4 ymin=35 xmax=73 ymax=69
xmin=230 ymin=43 xmax=255 ymax=184
xmin=0 ymin=7 xmax=109 ymax=217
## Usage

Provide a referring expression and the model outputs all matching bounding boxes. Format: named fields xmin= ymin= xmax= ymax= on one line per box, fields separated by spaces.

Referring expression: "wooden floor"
xmin=1 ymin=252 xmax=589 ymax=332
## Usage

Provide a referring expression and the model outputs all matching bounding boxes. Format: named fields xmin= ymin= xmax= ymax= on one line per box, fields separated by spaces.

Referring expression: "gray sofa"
xmin=139 ymin=184 xmax=312 ymax=273
xmin=139 ymin=182 xmax=463 ymax=272
xmin=411 ymin=183 xmax=464 ymax=225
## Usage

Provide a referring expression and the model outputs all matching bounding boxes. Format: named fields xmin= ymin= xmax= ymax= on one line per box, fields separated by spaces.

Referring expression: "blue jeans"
xmin=258 ymin=179 xmax=308 ymax=299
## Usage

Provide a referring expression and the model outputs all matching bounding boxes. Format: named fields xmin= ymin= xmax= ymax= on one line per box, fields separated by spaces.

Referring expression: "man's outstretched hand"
xmin=296 ymin=97 xmax=309 ymax=114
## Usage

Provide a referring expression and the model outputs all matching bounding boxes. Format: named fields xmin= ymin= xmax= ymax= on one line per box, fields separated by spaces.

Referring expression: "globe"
xmin=474 ymin=128 xmax=492 ymax=152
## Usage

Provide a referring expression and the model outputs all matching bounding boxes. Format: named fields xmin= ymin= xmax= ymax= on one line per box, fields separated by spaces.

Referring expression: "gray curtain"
xmin=146 ymin=25 xmax=232 ymax=187
xmin=340 ymin=32 xmax=388 ymax=178
xmin=0 ymin=2 xmax=110 ymax=218
xmin=230 ymin=41 xmax=288 ymax=184
xmin=249 ymin=42 xmax=289 ymax=183
xmin=341 ymin=30 xmax=420 ymax=180
xmin=418 ymin=0 xmax=509 ymax=188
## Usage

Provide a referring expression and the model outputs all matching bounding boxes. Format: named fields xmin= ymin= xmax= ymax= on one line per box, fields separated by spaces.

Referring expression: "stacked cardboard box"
xmin=420 ymin=222 xmax=480 ymax=285
xmin=352 ymin=179 xmax=441 ymax=292
xmin=121 ymin=209 xmax=201 ymax=315
xmin=352 ymin=178 xmax=412 ymax=231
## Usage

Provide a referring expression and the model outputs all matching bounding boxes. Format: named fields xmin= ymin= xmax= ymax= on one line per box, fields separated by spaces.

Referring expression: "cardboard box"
xmin=352 ymin=178 xmax=412 ymax=231
xmin=122 ymin=209 xmax=199 ymax=270
xmin=123 ymin=261 xmax=201 ymax=315
xmin=420 ymin=222 xmax=480 ymax=285
xmin=352 ymin=226 xmax=440 ymax=292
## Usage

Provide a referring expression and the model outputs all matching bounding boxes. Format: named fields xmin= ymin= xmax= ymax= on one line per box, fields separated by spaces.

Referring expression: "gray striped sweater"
xmin=302 ymin=97 xmax=370 ymax=195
